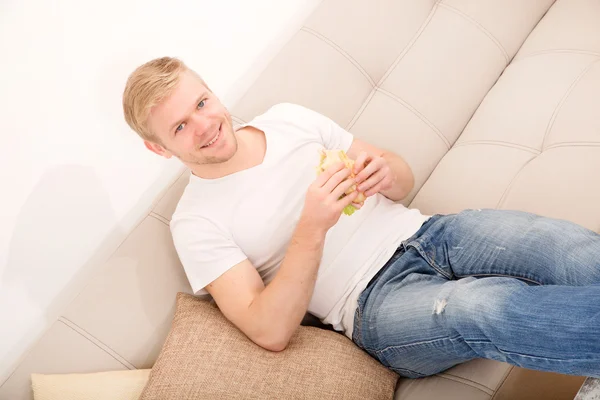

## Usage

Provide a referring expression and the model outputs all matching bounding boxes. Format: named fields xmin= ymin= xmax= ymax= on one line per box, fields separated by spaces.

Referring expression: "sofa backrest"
xmin=9 ymin=0 xmax=600 ymax=398
xmin=411 ymin=0 xmax=600 ymax=229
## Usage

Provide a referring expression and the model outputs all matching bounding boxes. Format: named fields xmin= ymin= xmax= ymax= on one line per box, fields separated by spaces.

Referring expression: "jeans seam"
xmin=352 ymin=305 xmax=363 ymax=347
xmin=411 ymin=240 xmax=453 ymax=279
xmin=375 ymin=335 xmax=463 ymax=354
xmin=454 ymin=273 xmax=543 ymax=286
xmin=491 ymin=348 xmax=600 ymax=362
xmin=390 ymin=366 xmax=428 ymax=377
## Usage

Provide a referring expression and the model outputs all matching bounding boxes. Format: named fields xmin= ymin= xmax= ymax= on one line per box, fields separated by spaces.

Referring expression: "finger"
xmin=351 ymin=202 xmax=363 ymax=209
xmin=322 ymin=167 xmax=352 ymax=193
xmin=367 ymin=175 xmax=394 ymax=197
xmin=355 ymin=157 xmax=381 ymax=184
xmin=357 ymin=168 xmax=386 ymax=193
xmin=365 ymin=182 xmax=383 ymax=197
xmin=353 ymin=151 xmax=369 ymax=174
xmin=331 ymin=176 xmax=358 ymax=200
xmin=338 ymin=190 xmax=359 ymax=210
xmin=315 ymin=162 xmax=346 ymax=187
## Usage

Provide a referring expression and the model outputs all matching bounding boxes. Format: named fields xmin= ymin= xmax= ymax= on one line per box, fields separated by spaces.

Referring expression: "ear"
xmin=144 ymin=140 xmax=173 ymax=158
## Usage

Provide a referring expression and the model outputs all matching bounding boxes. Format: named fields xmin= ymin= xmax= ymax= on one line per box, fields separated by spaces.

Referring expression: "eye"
xmin=197 ymin=99 xmax=206 ymax=109
xmin=175 ymin=122 xmax=185 ymax=133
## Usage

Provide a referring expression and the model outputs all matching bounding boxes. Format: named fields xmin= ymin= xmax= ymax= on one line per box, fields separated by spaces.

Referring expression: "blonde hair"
xmin=122 ymin=57 xmax=206 ymax=143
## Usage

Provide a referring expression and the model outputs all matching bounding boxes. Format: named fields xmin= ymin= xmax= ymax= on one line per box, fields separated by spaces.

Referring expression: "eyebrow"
xmin=168 ymin=92 xmax=208 ymax=133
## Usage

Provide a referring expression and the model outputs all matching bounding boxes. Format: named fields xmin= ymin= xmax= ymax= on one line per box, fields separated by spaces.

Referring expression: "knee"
xmin=435 ymin=277 xmax=515 ymax=332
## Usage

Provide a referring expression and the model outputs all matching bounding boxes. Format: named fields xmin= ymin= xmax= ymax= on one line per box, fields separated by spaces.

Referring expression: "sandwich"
xmin=316 ymin=149 xmax=367 ymax=216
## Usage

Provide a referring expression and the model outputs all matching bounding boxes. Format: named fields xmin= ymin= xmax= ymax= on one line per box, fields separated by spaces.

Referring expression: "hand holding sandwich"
xmin=315 ymin=150 xmax=367 ymax=216
xmin=300 ymin=161 xmax=359 ymax=234
xmin=353 ymin=151 xmax=394 ymax=197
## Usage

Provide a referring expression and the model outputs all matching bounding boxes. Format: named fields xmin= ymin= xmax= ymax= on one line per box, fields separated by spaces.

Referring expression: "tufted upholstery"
xmin=1 ymin=0 xmax=597 ymax=399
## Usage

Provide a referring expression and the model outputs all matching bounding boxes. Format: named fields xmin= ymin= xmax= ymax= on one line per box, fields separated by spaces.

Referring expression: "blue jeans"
xmin=352 ymin=209 xmax=600 ymax=379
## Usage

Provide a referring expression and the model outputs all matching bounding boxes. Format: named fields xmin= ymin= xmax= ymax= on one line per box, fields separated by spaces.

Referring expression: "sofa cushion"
xmin=139 ymin=293 xmax=398 ymax=400
xmin=62 ymin=216 xmax=193 ymax=369
xmin=410 ymin=0 xmax=600 ymax=229
xmin=31 ymin=369 xmax=150 ymax=400
xmin=232 ymin=0 xmax=556 ymax=205
xmin=2 ymin=1 xmax=591 ymax=400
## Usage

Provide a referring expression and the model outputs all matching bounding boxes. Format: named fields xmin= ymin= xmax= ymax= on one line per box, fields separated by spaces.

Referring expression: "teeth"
xmin=202 ymin=130 xmax=220 ymax=148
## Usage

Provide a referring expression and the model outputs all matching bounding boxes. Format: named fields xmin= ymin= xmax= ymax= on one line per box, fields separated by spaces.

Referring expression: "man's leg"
xmin=421 ymin=209 xmax=600 ymax=286
xmin=352 ymin=209 xmax=600 ymax=378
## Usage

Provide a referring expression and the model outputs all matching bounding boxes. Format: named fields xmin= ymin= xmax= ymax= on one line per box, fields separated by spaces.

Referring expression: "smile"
xmin=201 ymin=125 xmax=222 ymax=148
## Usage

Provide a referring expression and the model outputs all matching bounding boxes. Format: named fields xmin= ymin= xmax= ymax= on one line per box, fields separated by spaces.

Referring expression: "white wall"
xmin=0 ymin=0 xmax=321 ymax=383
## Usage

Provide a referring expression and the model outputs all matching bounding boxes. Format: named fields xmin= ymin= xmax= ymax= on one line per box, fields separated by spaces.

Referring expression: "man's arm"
xmin=207 ymin=221 xmax=325 ymax=352
xmin=206 ymin=162 xmax=359 ymax=352
xmin=347 ymin=138 xmax=414 ymax=202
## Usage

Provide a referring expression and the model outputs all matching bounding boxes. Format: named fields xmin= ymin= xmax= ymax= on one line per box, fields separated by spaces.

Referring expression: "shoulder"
xmin=240 ymin=104 xmax=338 ymax=145
xmin=170 ymin=208 xmax=229 ymax=246
xmin=248 ymin=103 xmax=328 ymax=127
xmin=169 ymin=178 xmax=219 ymax=233
xmin=266 ymin=102 xmax=325 ymax=121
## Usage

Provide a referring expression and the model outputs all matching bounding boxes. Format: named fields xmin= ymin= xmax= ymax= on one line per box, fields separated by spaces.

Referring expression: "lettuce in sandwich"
xmin=316 ymin=149 xmax=367 ymax=216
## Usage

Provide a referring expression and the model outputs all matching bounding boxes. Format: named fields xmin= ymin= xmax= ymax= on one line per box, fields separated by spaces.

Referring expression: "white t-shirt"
xmin=170 ymin=103 xmax=430 ymax=339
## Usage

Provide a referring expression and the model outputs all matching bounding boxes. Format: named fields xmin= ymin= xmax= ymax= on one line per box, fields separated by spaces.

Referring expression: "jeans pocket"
xmin=405 ymin=237 xmax=453 ymax=279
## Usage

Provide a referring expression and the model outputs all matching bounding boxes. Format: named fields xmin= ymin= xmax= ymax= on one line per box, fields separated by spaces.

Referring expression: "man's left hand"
xmin=353 ymin=151 xmax=395 ymax=197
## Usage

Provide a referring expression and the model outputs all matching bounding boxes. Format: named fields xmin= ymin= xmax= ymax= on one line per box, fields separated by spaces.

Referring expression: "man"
xmin=123 ymin=57 xmax=600 ymax=379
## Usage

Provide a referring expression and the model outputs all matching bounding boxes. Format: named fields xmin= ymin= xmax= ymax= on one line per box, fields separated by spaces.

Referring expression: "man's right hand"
xmin=300 ymin=161 xmax=359 ymax=233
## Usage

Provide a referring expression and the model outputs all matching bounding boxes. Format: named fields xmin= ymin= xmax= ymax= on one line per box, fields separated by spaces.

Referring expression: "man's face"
xmin=145 ymin=70 xmax=237 ymax=166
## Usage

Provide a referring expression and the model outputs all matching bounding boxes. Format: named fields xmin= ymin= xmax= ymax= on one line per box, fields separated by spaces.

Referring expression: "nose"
xmin=188 ymin=113 xmax=213 ymax=138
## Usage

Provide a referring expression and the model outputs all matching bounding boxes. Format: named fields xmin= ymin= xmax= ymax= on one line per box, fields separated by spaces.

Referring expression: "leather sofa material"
xmin=1 ymin=1 xmax=595 ymax=399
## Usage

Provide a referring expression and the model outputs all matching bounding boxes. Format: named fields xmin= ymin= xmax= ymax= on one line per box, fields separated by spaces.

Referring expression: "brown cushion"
xmin=140 ymin=293 xmax=398 ymax=400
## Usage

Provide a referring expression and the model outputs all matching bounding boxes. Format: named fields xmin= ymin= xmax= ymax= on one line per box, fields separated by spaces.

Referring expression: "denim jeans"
xmin=352 ymin=209 xmax=600 ymax=379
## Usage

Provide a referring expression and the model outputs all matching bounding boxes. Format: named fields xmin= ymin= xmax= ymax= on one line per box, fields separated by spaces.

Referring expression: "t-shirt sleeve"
xmin=170 ymin=215 xmax=248 ymax=296
xmin=268 ymin=103 xmax=354 ymax=151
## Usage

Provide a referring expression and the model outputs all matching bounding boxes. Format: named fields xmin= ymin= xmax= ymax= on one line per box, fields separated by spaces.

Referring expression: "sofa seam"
xmin=231 ymin=115 xmax=246 ymax=125
xmin=439 ymin=3 xmax=509 ymax=63
xmin=150 ymin=211 xmax=170 ymax=226
xmin=514 ymin=49 xmax=600 ymax=64
xmin=0 ymin=177 xmax=173 ymax=388
xmin=301 ymin=26 xmax=376 ymax=87
xmin=58 ymin=317 xmax=136 ymax=370
xmin=346 ymin=88 xmax=376 ymax=130
xmin=149 ymin=167 xmax=187 ymax=216
xmin=490 ymin=365 xmax=515 ymax=400
xmin=435 ymin=372 xmax=495 ymax=395
xmin=496 ymin=140 xmax=600 ymax=209
xmin=545 ymin=142 xmax=600 ymax=150
xmin=452 ymin=140 xmax=541 ymax=155
xmin=347 ymin=0 xmax=442 ymax=141
xmin=495 ymin=58 xmax=599 ymax=209
xmin=495 ymin=153 xmax=539 ymax=209
xmin=375 ymin=88 xmax=450 ymax=149
xmin=541 ymin=58 xmax=600 ymax=150
xmin=377 ymin=0 xmax=442 ymax=87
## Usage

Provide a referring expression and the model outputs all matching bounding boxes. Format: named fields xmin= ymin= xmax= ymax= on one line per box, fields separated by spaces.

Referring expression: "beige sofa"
xmin=2 ymin=0 xmax=599 ymax=398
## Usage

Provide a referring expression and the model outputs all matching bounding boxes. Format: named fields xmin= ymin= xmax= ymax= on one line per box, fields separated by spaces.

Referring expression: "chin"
xmin=219 ymin=134 xmax=239 ymax=159
xmin=194 ymin=139 xmax=238 ymax=165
